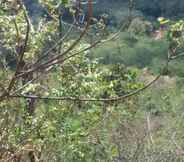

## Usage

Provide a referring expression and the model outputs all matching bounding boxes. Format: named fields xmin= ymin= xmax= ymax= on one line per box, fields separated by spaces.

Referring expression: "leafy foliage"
xmin=0 ymin=1 xmax=184 ymax=162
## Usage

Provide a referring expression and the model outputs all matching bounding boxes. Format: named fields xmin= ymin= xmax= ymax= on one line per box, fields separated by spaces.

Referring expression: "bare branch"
xmin=9 ymin=73 xmax=161 ymax=102
xmin=170 ymin=52 xmax=184 ymax=60
xmin=6 ymin=0 xmax=30 ymax=93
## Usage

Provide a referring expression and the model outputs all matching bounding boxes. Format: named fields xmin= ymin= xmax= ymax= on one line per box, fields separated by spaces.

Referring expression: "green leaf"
xmin=61 ymin=0 xmax=68 ymax=5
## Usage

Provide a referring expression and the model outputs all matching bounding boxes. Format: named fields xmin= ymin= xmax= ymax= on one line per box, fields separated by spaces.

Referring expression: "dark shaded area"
xmin=135 ymin=0 xmax=184 ymax=18
xmin=23 ymin=0 xmax=184 ymax=21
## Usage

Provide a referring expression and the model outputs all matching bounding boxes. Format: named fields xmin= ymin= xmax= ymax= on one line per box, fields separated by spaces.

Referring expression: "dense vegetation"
xmin=0 ymin=0 xmax=184 ymax=162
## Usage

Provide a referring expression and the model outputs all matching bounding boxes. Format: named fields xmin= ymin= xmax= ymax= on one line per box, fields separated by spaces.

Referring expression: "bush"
xmin=92 ymin=32 xmax=169 ymax=69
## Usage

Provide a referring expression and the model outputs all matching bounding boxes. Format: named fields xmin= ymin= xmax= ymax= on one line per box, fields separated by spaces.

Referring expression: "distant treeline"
xmin=24 ymin=0 xmax=184 ymax=19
